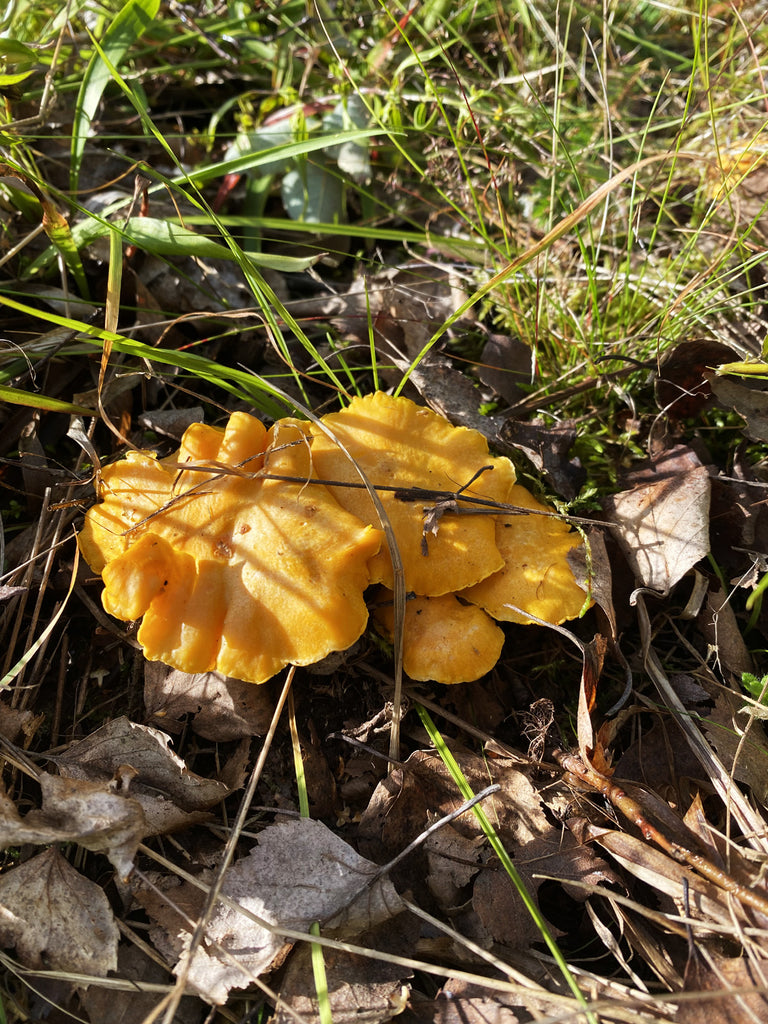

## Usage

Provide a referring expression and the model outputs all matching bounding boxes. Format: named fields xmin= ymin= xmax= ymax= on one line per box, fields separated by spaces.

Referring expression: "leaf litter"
xmin=136 ymin=817 xmax=405 ymax=1005
xmin=4 ymin=313 xmax=768 ymax=1024
xmin=3 ymin=42 xmax=768 ymax=1024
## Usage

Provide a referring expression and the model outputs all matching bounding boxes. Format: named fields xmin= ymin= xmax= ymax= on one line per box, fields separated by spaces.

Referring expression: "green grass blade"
xmin=0 ymin=384 xmax=95 ymax=416
xmin=120 ymin=218 xmax=322 ymax=272
xmin=70 ymin=0 xmax=161 ymax=192
xmin=41 ymin=199 xmax=90 ymax=299
xmin=310 ymin=921 xmax=333 ymax=1024
xmin=0 ymin=293 xmax=290 ymax=418
xmin=416 ymin=704 xmax=596 ymax=1023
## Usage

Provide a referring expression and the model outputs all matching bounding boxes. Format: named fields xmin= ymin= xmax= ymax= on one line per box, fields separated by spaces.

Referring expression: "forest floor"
xmin=2 ymin=2 xmax=768 ymax=1023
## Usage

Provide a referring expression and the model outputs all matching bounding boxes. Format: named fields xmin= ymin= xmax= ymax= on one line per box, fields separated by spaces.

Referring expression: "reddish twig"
xmin=555 ymin=749 xmax=768 ymax=921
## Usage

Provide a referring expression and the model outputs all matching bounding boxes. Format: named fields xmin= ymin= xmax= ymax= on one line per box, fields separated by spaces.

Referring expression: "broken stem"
xmin=554 ymin=749 xmax=768 ymax=921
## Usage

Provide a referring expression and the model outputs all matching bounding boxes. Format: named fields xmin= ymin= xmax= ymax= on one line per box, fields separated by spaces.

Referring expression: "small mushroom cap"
xmin=79 ymin=414 xmax=383 ymax=683
xmin=459 ymin=484 xmax=589 ymax=625
xmin=373 ymin=588 xmax=505 ymax=684
xmin=310 ymin=392 xmax=516 ymax=595
xmin=78 ymin=411 xmax=269 ymax=573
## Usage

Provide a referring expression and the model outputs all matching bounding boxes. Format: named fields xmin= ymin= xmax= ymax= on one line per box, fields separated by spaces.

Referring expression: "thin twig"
xmin=554 ymin=748 xmax=768 ymax=921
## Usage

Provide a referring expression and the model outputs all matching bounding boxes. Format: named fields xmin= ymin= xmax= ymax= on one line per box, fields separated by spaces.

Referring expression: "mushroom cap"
xmin=372 ymin=588 xmax=505 ymax=684
xmin=310 ymin=392 xmax=516 ymax=595
xmin=459 ymin=483 xmax=589 ymax=625
xmin=79 ymin=413 xmax=383 ymax=683
xmin=78 ymin=411 xmax=270 ymax=573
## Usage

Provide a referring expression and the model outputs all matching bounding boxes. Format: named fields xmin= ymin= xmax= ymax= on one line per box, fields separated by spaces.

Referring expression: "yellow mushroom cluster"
xmin=79 ymin=393 xmax=589 ymax=685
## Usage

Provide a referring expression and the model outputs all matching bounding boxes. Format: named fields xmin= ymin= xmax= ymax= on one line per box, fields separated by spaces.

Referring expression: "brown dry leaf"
xmin=708 ymin=372 xmax=768 ymax=443
xmin=683 ymin=792 xmax=727 ymax=869
xmin=217 ymin=736 xmax=252 ymax=794
xmin=425 ymin=825 xmax=485 ymax=908
xmin=498 ymin=418 xmax=584 ymax=499
xmin=580 ymin=820 xmax=754 ymax=928
xmin=604 ymin=445 xmax=711 ymax=594
xmin=80 ymin=942 xmax=201 ymax=1024
xmin=568 ymin=527 xmax=617 ymax=638
xmin=359 ymin=749 xmax=615 ymax=950
xmin=402 ymin=354 xmax=501 ymax=436
xmin=698 ymin=587 xmax=754 ymax=681
xmin=144 ymin=663 xmax=275 ymax=740
xmin=274 ymin=914 xmax=417 ymax=1024
xmin=358 ymin=750 xmax=549 ymax=882
xmin=476 ymin=333 xmax=533 ymax=407
xmin=167 ymin=818 xmax=403 ymax=1004
xmin=329 ymin=265 xmax=472 ymax=368
xmin=0 ymin=772 xmax=146 ymax=878
xmin=57 ymin=716 xmax=229 ymax=813
xmin=655 ymin=340 xmax=738 ymax=419
xmin=576 ymin=633 xmax=610 ymax=775
xmin=0 ymin=700 xmax=43 ymax=745
xmin=678 ymin=950 xmax=768 ymax=1023
xmin=0 ymin=584 xmax=26 ymax=603
xmin=134 ymin=872 xmax=206 ymax=966
xmin=0 ymin=847 xmax=119 ymax=975
xmin=414 ymin=977 xmax=537 ymax=1024
xmin=697 ymin=684 xmax=768 ymax=806
xmin=472 ymin=827 xmax=617 ymax=950
xmin=614 ymin=720 xmax=708 ymax=804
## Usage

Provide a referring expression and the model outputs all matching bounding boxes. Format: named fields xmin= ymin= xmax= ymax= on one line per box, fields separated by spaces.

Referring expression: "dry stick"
xmin=160 ymin=667 xmax=296 ymax=1024
xmin=554 ymin=748 xmax=768 ymax=921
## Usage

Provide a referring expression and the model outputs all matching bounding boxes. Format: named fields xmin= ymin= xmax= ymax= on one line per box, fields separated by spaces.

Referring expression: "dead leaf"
xmin=144 ymin=664 xmax=275 ymax=740
xmin=698 ymin=683 xmax=768 ymax=806
xmin=405 ymin=355 xmax=502 ymax=437
xmin=360 ymin=750 xmax=549 ymax=864
xmin=80 ymin=942 xmax=201 ymax=1024
xmin=614 ymin=720 xmax=709 ymax=804
xmin=683 ymin=792 xmax=727 ymax=870
xmin=576 ymin=634 xmax=609 ymax=774
xmin=655 ymin=341 xmax=738 ymax=418
xmin=0 ymin=700 xmax=42 ymax=745
xmin=217 ymin=736 xmax=251 ymax=793
xmin=698 ymin=586 xmax=754 ymax=681
xmin=58 ymin=716 xmax=229 ymax=811
xmin=568 ymin=527 xmax=617 ymax=638
xmin=678 ymin=950 xmax=768 ymax=1023
xmin=359 ymin=749 xmax=616 ymax=951
xmin=138 ymin=406 xmax=204 ymax=441
xmin=708 ymin=372 xmax=768 ymax=443
xmin=497 ymin=418 xmax=584 ymax=499
xmin=426 ymin=977 xmax=540 ymax=1024
xmin=472 ymin=827 xmax=617 ymax=950
xmin=134 ymin=872 xmax=206 ymax=966
xmin=274 ymin=914 xmax=417 ymax=1024
xmin=604 ymin=445 xmax=711 ymax=594
xmin=0 ymin=847 xmax=118 ymax=975
xmin=425 ymin=824 xmax=484 ymax=908
xmin=166 ymin=818 xmax=403 ymax=1004
xmin=0 ymin=772 xmax=146 ymax=878
xmin=580 ymin=821 xmax=754 ymax=927
xmin=475 ymin=333 xmax=533 ymax=407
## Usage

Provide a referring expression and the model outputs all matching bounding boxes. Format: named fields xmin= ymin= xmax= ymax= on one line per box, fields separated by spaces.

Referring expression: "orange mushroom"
xmin=372 ymin=588 xmax=505 ymax=684
xmin=79 ymin=414 xmax=383 ymax=683
xmin=460 ymin=483 xmax=589 ymax=625
xmin=310 ymin=392 xmax=516 ymax=595
xmin=79 ymin=395 xmax=590 ymax=688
